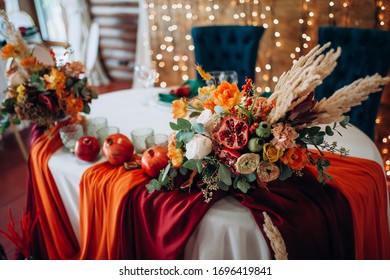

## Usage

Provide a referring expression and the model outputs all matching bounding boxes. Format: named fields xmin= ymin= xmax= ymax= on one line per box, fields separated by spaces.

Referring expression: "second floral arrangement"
xmin=146 ymin=43 xmax=389 ymax=202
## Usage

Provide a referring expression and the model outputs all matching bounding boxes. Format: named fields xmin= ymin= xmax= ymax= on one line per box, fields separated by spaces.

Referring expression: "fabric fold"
xmin=27 ymin=123 xmax=390 ymax=259
xmin=28 ymin=123 xmax=79 ymax=260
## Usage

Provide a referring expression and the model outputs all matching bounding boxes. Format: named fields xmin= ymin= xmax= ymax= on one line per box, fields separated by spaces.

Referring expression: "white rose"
xmin=196 ymin=109 xmax=218 ymax=134
xmin=185 ymin=134 xmax=212 ymax=160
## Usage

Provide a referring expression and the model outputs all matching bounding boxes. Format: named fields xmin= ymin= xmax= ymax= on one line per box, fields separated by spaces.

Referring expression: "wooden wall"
xmin=88 ymin=0 xmax=139 ymax=82
xmin=145 ymin=0 xmax=390 ymax=90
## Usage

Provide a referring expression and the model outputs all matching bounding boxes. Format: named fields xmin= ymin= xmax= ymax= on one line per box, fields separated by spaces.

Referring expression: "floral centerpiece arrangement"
xmin=146 ymin=43 xmax=389 ymax=202
xmin=0 ymin=10 xmax=97 ymax=133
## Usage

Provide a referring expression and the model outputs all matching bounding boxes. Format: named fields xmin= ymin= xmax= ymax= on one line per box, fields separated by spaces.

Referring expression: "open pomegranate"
xmin=216 ymin=116 xmax=249 ymax=150
xmin=141 ymin=145 xmax=169 ymax=177
xmin=218 ymin=148 xmax=241 ymax=174
xmin=102 ymin=133 xmax=134 ymax=166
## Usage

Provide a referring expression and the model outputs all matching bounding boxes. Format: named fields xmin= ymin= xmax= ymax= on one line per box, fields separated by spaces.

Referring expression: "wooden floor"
xmin=0 ymin=81 xmax=389 ymax=260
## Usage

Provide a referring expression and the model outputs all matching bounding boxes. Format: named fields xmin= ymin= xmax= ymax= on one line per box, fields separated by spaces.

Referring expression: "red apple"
xmin=74 ymin=136 xmax=100 ymax=162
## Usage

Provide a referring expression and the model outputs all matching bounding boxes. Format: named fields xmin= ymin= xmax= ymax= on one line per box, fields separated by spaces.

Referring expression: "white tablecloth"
xmin=48 ymin=88 xmax=387 ymax=259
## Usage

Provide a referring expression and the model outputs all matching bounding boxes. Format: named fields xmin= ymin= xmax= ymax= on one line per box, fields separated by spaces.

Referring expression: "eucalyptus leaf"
xmin=145 ymin=179 xmax=161 ymax=193
xmin=311 ymin=135 xmax=324 ymax=145
xmin=192 ymin=121 xmax=205 ymax=134
xmin=308 ymin=126 xmax=321 ymax=137
xmin=217 ymin=180 xmax=230 ymax=191
xmin=189 ymin=111 xmax=201 ymax=118
xmin=279 ymin=163 xmax=293 ymax=181
xmin=196 ymin=160 xmax=203 ymax=173
xmin=169 ymin=122 xmax=179 ymax=131
xmin=244 ymin=173 xmax=257 ymax=182
xmin=325 ymin=126 xmax=334 ymax=136
xmin=218 ymin=164 xmax=232 ymax=186
xmin=169 ymin=168 xmax=178 ymax=177
xmin=30 ymin=74 xmax=46 ymax=91
xmin=237 ymin=179 xmax=251 ymax=193
xmin=83 ymin=102 xmax=91 ymax=114
xmin=177 ymin=118 xmax=192 ymax=130
xmin=339 ymin=115 xmax=350 ymax=128
xmin=176 ymin=130 xmax=194 ymax=144
xmin=160 ymin=163 xmax=171 ymax=185
xmin=183 ymin=159 xmax=200 ymax=170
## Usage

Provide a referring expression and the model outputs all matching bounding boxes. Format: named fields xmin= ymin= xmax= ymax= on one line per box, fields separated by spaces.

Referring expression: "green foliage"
xmin=233 ymin=175 xmax=251 ymax=193
xmin=218 ymin=164 xmax=232 ymax=186
xmin=279 ymin=163 xmax=293 ymax=181
xmin=145 ymin=179 xmax=162 ymax=193
xmin=30 ymin=74 xmax=46 ymax=92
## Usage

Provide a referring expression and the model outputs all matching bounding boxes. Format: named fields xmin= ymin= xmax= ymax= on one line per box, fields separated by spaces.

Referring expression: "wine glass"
xmin=134 ymin=63 xmax=158 ymax=106
xmin=224 ymin=70 xmax=238 ymax=84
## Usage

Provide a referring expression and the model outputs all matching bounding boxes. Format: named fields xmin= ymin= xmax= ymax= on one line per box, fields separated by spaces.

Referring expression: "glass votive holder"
xmin=205 ymin=71 xmax=225 ymax=86
xmin=59 ymin=124 xmax=84 ymax=152
xmin=223 ymin=70 xmax=238 ymax=84
xmin=86 ymin=117 xmax=108 ymax=138
xmin=145 ymin=134 xmax=169 ymax=149
xmin=96 ymin=126 xmax=120 ymax=145
xmin=131 ymin=127 xmax=154 ymax=154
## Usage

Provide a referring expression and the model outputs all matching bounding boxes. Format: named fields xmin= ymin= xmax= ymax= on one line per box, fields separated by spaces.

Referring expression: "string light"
xmin=145 ymin=0 xmax=388 ymax=95
xmin=328 ymin=0 xmax=336 ymax=26
xmin=375 ymin=0 xmax=387 ymax=28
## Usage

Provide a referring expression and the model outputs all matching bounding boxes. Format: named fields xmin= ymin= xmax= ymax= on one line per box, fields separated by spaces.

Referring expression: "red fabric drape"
xmin=119 ymin=184 xmax=227 ymax=259
xmin=120 ymin=170 xmax=354 ymax=259
xmin=27 ymin=124 xmax=79 ymax=259
xmin=26 ymin=123 xmax=390 ymax=259
xmin=78 ymin=165 xmax=149 ymax=259
xmin=120 ymin=154 xmax=390 ymax=260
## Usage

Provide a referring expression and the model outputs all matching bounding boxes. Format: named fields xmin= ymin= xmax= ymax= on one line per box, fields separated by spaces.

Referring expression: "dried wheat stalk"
xmin=262 ymin=212 xmax=288 ymax=260
xmin=0 ymin=10 xmax=30 ymax=59
xmin=267 ymin=43 xmax=341 ymax=124
xmin=297 ymin=74 xmax=390 ymax=128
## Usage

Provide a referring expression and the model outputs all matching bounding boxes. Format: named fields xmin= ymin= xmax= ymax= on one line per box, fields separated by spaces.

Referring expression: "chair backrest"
xmin=315 ymin=26 xmax=390 ymax=140
xmin=85 ymin=21 xmax=100 ymax=74
xmin=191 ymin=25 xmax=264 ymax=88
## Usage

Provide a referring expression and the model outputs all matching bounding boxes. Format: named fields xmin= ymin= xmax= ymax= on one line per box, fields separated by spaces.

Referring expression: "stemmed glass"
xmin=134 ymin=63 xmax=158 ymax=106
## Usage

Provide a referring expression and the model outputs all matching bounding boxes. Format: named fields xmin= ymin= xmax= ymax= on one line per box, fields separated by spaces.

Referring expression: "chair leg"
xmin=10 ymin=119 xmax=28 ymax=161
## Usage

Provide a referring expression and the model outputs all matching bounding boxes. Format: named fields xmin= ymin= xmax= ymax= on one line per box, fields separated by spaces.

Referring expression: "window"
xmin=34 ymin=0 xmax=67 ymax=44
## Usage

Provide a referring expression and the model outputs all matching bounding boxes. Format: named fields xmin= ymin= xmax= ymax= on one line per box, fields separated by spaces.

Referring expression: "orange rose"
xmin=1 ymin=44 xmax=17 ymax=60
xmin=202 ymin=98 xmax=216 ymax=112
xmin=171 ymin=99 xmax=188 ymax=119
xmin=212 ymin=81 xmax=241 ymax=110
xmin=280 ymin=146 xmax=309 ymax=171
xmin=65 ymin=94 xmax=84 ymax=116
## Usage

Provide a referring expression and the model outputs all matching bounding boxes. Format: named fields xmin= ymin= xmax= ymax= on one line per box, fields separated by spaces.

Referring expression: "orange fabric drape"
xmin=29 ymin=126 xmax=390 ymax=259
xmin=314 ymin=153 xmax=390 ymax=259
xmin=78 ymin=165 xmax=149 ymax=259
xmin=29 ymin=125 xmax=80 ymax=259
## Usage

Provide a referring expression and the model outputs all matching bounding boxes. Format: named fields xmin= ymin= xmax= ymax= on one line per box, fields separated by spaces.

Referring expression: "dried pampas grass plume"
xmin=0 ymin=10 xmax=30 ymax=59
xmin=267 ymin=42 xmax=341 ymax=125
xmin=301 ymin=74 xmax=390 ymax=128
xmin=262 ymin=212 xmax=288 ymax=260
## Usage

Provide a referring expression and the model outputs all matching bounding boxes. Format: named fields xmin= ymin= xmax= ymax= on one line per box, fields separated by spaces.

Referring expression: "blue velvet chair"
xmin=191 ymin=25 xmax=265 ymax=88
xmin=315 ymin=26 xmax=390 ymax=140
